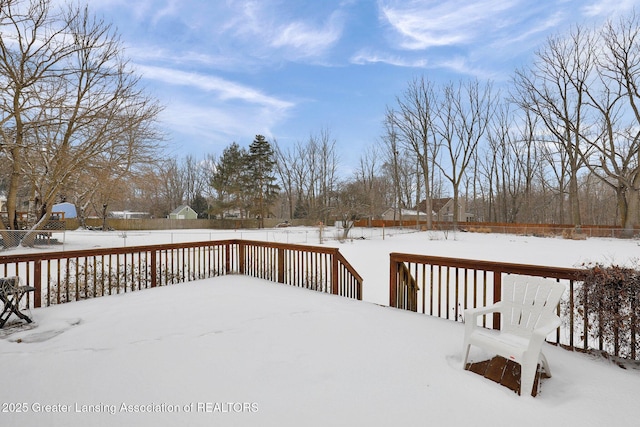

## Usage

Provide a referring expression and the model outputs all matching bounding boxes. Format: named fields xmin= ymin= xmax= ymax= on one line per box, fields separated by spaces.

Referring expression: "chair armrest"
xmin=464 ymin=302 xmax=504 ymax=321
xmin=464 ymin=302 xmax=504 ymax=337
xmin=522 ymin=315 xmax=562 ymax=353
xmin=532 ymin=315 xmax=561 ymax=338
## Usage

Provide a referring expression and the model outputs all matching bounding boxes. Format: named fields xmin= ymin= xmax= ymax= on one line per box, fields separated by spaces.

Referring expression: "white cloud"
xmin=582 ymin=0 xmax=640 ymax=17
xmin=160 ymin=100 xmax=286 ymax=152
xmin=85 ymin=0 xmax=181 ymax=23
xmin=379 ymin=0 xmax=519 ymax=50
xmin=434 ymin=57 xmax=499 ymax=80
xmin=222 ymin=1 xmax=346 ymax=61
xmin=133 ymin=65 xmax=295 ymax=148
xmin=136 ymin=65 xmax=294 ymax=112
xmin=161 ymin=102 xmax=250 ymax=142
xmin=351 ymin=49 xmax=429 ymax=67
xmin=270 ymin=15 xmax=343 ymax=56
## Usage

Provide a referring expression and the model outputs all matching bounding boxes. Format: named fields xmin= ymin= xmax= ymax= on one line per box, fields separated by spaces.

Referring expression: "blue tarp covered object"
xmin=52 ymin=202 xmax=77 ymax=219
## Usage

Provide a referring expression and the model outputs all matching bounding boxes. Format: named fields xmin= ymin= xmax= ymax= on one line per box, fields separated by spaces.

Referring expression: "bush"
xmin=468 ymin=227 xmax=492 ymax=233
xmin=562 ymin=228 xmax=587 ymax=240
xmin=575 ymin=263 xmax=640 ymax=359
xmin=48 ymin=259 xmax=219 ymax=304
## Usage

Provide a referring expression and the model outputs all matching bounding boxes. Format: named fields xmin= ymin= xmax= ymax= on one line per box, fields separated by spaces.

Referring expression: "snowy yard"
xmin=0 ymin=227 xmax=639 ymax=426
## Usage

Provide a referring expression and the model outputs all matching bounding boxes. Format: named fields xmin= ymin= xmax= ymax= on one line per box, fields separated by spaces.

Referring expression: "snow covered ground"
xmin=1 ymin=227 xmax=639 ymax=426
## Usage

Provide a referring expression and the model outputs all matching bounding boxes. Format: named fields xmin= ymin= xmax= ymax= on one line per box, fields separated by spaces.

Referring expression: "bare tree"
xmin=578 ymin=14 xmax=640 ymax=234
xmin=291 ymin=140 xmax=311 ymax=219
xmin=436 ymin=79 xmax=494 ymax=229
xmin=479 ymin=103 xmax=545 ymax=223
xmin=0 ymin=0 xmax=162 ymax=245
xmin=381 ymin=113 xmax=403 ymax=223
xmin=354 ymin=145 xmax=389 ymax=222
xmin=333 ymin=179 xmax=368 ymax=240
xmin=282 ymin=129 xmax=340 ymax=223
xmin=274 ymin=140 xmax=296 ymax=220
xmin=512 ymin=26 xmax=596 ymax=227
xmin=381 ymin=113 xmax=420 ymax=222
xmin=180 ymin=154 xmax=210 ymax=206
xmin=388 ymin=77 xmax=441 ymax=229
xmin=314 ymin=128 xmax=339 ymax=223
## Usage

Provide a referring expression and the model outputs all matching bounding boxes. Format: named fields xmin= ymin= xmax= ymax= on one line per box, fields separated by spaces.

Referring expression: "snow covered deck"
xmin=1 ymin=275 xmax=638 ymax=426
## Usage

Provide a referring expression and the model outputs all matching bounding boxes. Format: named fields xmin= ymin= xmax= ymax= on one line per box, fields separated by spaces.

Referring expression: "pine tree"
xmin=211 ymin=142 xmax=248 ymax=218
xmin=247 ymin=135 xmax=280 ymax=227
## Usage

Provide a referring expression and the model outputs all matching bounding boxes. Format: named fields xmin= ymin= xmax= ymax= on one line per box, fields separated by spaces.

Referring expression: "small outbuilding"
xmin=169 ymin=205 xmax=198 ymax=220
xmin=52 ymin=202 xmax=78 ymax=219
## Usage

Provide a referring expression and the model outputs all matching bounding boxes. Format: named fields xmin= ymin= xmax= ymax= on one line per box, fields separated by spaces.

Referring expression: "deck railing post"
xmin=150 ymin=251 xmax=157 ymax=288
xmin=238 ymin=241 xmax=246 ymax=275
xmin=224 ymin=242 xmax=231 ymax=273
xmin=277 ymin=248 xmax=285 ymax=283
xmin=389 ymin=254 xmax=398 ymax=308
xmin=34 ymin=260 xmax=41 ymax=308
xmin=493 ymin=270 xmax=502 ymax=330
xmin=331 ymin=250 xmax=339 ymax=295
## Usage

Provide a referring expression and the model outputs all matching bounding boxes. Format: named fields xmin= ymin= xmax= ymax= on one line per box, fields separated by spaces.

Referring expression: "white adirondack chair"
xmin=462 ymin=275 xmax=565 ymax=396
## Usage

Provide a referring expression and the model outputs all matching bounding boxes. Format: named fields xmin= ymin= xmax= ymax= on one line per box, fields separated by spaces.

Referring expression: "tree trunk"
xmin=623 ymin=183 xmax=640 ymax=237
xmin=3 ymin=144 xmax=24 ymax=247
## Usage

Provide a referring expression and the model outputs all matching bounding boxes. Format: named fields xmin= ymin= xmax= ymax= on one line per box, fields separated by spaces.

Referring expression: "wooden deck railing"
xmin=390 ymin=253 xmax=638 ymax=361
xmin=0 ymin=239 xmax=363 ymax=311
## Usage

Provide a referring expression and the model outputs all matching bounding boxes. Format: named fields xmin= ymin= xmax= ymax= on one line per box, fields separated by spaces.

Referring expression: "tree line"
xmin=1 ymin=0 xmax=639 ymax=244
xmin=383 ymin=13 xmax=640 ymax=234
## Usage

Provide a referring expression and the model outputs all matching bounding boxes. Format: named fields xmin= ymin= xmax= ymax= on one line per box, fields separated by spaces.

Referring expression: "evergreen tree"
xmin=190 ymin=193 xmax=209 ymax=218
xmin=247 ymin=135 xmax=280 ymax=227
xmin=211 ymin=142 xmax=248 ymax=218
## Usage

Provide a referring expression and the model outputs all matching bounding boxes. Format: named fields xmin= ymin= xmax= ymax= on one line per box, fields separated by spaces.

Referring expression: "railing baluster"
xmin=65 ymin=258 xmax=70 ymax=302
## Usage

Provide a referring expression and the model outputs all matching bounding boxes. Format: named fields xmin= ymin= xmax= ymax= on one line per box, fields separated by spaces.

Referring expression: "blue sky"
xmin=83 ymin=0 xmax=639 ymax=173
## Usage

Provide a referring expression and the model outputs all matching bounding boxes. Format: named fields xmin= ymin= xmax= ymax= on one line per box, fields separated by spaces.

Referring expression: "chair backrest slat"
xmin=501 ymin=275 xmax=565 ymax=337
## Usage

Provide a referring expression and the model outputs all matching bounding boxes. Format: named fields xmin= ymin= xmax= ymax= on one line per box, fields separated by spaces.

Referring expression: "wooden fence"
xmin=354 ymin=219 xmax=638 ymax=238
xmin=80 ymin=217 xmax=325 ymax=231
xmin=0 ymin=239 xmax=362 ymax=311
xmin=389 ymin=253 xmax=638 ymax=361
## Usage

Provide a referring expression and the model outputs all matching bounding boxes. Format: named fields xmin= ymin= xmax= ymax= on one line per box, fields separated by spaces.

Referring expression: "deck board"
xmin=465 ymin=356 xmax=549 ymax=397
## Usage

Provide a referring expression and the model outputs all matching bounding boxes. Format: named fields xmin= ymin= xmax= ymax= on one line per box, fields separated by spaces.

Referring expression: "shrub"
xmin=470 ymin=227 xmax=492 ymax=233
xmin=47 ymin=259 xmax=221 ymax=304
xmin=574 ymin=263 xmax=640 ymax=359
xmin=562 ymin=228 xmax=587 ymax=240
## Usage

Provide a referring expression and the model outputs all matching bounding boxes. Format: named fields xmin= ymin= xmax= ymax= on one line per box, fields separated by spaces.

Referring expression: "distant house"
xmin=169 ymin=205 xmax=198 ymax=220
xmin=380 ymin=208 xmax=435 ymax=221
xmin=109 ymin=211 xmax=151 ymax=219
xmin=419 ymin=198 xmax=473 ymax=222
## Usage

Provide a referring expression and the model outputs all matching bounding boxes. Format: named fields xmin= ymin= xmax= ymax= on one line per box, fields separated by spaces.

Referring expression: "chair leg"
xmin=0 ymin=301 xmax=13 ymax=328
xmin=520 ymin=361 xmax=538 ymax=396
xmin=462 ymin=343 xmax=471 ymax=369
xmin=539 ymin=352 xmax=551 ymax=378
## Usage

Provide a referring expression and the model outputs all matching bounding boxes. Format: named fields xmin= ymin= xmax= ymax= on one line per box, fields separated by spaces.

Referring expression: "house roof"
xmin=382 ymin=207 xmax=436 ymax=217
xmin=417 ymin=198 xmax=454 ymax=213
xmin=170 ymin=205 xmax=193 ymax=215
xmin=430 ymin=198 xmax=452 ymax=212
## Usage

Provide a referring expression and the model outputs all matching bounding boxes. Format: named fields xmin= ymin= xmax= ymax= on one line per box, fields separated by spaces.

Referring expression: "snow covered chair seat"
xmin=462 ymin=275 xmax=565 ymax=396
